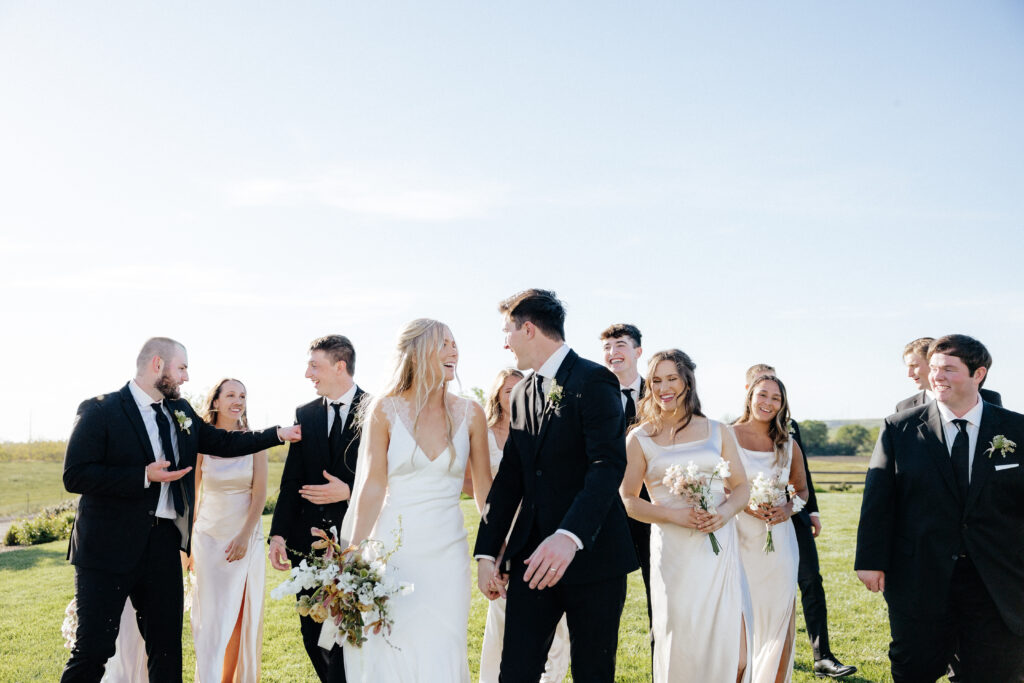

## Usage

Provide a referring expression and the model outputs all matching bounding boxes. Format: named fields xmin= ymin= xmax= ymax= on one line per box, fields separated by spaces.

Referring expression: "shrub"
xmin=263 ymin=494 xmax=277 ymax=515
xmin=5 ymin=507 xmax=76 ymax=545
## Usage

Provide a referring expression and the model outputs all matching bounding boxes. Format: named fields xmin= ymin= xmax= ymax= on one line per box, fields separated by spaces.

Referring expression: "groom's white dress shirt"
xmin=325 ymin=384 xmax=358 ymax=435
xmin=936 ymin=395 xmax=984 ymax=483
xmin=131 ymin=379 xmax=180 ymax=519
xmin=619 ymin=375 xmax=642 ymax=411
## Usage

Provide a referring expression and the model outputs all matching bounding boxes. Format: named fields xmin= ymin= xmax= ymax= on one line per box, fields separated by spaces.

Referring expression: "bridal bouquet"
xmin=748 ymin=469 xmax=804 ymax=553
xmin=271 ymin=526 xmax=413 ymax=648
xmin=662 ymin=459 xmax=731 ymax=555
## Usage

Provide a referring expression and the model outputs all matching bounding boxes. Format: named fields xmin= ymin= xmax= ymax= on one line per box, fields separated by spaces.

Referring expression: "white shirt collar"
xmin=129 ymin=379 xmax=162 ymax=409
xmin=326 ymin=384 xmax=358 ymax=406
xmin=536 ymin=344 xmax=571 ymax=379
xmin=622 ymin=375 xmax=642 ymax=395
xmin=935 ymin=393 xmax=983 ymax=427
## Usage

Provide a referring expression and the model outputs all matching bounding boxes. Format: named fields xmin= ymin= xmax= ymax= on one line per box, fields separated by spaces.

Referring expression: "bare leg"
xmin=220 ymin=585 xmax=245 ymax=683
xmin=773 ymin=608 xmax=796 ymax=683
xmin=737 ymin=614 xmax=748 ymax=683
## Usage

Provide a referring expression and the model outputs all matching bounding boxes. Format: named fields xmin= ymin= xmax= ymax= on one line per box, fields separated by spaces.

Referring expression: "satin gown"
xmin=734 ymin=436 xmax=799 ymax=683
xmin=190 ymin=453 xmax=265 ymax=682
xmin=478 ymin=429 xmax=570 ymax=683
xmin=344 ymin=397 xmax=473 ymax=683
xmin=636 ymin=419 xmax=752 ymax=683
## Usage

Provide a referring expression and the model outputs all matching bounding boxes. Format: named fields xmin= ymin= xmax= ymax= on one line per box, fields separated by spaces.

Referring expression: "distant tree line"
xmin=800 ymin=421 xmax=880 ymax=456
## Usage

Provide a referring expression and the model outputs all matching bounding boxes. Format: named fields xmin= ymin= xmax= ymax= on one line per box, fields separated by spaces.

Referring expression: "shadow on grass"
xmin=0 ymin=542 xmax=67 ymax=571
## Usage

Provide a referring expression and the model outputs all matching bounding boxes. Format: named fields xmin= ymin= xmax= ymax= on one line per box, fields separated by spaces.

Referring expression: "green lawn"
xmin=0 ymin=491 xmax=915 ymax=681
xmin=0 ymin=461 xmax=287 ymax=519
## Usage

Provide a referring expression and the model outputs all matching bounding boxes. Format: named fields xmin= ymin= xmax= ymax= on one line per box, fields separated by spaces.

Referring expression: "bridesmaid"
xmin=620 ymin=350 xmax=752 ymax=683
xmin=732 ymin=375 xmax=809 ymax=683
xmin=477 ymin=368 xmax=570 ymax=683
xmin=189 ymin=378 xmax=268 ymax=682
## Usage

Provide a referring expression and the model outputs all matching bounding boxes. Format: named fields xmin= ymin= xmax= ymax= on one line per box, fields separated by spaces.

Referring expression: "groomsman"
xmin=62 ymin=338 xmax=298 ymax=683
xmin=476 ymin=289 xmax=637 ymax=682
xmin=269 ymin=335 xmax=368 ymax=683
xmin=857 ymin=335 xmax=1024 ymax=681
xmin=600 ymin=324 xmax=653 ymax=656
xmin=745 ymin=364 xmax=857 ymax=679
xmin=896 ymin=337 xmax=1002 ymax=412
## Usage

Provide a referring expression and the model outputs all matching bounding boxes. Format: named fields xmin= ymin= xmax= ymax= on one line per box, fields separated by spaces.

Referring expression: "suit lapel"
xmin=638 ymin=377 xmax=646 ymax=400
xmin=335 ymin=388 xmax=364 ymax=471
xmin=532 ymin=350 xmax=578 ymax=458
xmin=120 ymin=384 xmax=157 ymax=463
xmin=966 ymin=402 xmax=999 ymax=512
xmin=919 ymin=403 xmax=960 ymax=502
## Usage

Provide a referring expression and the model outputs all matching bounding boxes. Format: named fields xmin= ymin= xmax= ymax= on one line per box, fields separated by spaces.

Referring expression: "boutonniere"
xmin=986 ymin=435 xmax=1016 ymax=459
xmin=174 ymin=410 xmax=193 ymax=435
xmin=546 ymin=379 xmax=564 ymax=412
xmin=787 ymin=420 xmax=796 ymax=436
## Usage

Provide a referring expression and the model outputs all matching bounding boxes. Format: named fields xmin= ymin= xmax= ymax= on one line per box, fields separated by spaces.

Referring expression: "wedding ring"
xmin=548 ymin=568 xmax=556 ymax=573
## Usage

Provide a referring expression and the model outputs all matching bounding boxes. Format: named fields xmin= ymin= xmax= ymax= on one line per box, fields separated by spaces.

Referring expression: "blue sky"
xmin=1 ymin=2 xmax=1022 ymax=440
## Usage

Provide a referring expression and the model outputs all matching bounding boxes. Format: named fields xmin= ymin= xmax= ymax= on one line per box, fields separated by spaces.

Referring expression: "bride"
xmin=342 ymin=319 xmax=493 ymax=682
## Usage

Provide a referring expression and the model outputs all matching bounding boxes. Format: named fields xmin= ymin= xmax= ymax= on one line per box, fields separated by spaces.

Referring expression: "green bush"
xmin=263 ymin=494 xmax=277 ymax=515
xmin=5 ymin=507 xmax=76 ymax=545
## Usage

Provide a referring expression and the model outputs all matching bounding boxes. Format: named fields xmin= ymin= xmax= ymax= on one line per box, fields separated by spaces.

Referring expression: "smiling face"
xmin=305 ymin=349 xmax=347 ymax=398
xmin=437 ymin=327 xmax=459 ymax=381
xmin=499 ymin=375 xmax=520 ymax=416
xmin=749 ymin=379 xmax=783 ymax=423
xmin=155 ymin=347 xmax=189 ymax=400
xmin=502 ymin=316 xmax=532 ymax=371
xmin=213 ymin=380 xmax=246 ymax=428
xmin=603 ymin=336 xmax=642 ymax=384
xmin=929 ymin=352 xmax=984 ymax=411
xmin=904 ymin=352 xmax=931 ymax=391
xmin=649 ymin=359 xmax=686 ymax=413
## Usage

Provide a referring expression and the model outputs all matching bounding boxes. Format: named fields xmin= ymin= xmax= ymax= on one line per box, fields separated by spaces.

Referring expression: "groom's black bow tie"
xmin=151 ymin=402 xmax=186 ymax=516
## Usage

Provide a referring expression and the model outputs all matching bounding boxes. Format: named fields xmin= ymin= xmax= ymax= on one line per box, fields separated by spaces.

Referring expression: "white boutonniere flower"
xmin=787 ymin=420 xmax=796 ymax=436
xmin=174 ymin=410 xmax=193 ymax=435
xmin=546 ymin=379 xmax=564 ymax=411
xmin=986 ymin=435 xmax=1016 ymax=459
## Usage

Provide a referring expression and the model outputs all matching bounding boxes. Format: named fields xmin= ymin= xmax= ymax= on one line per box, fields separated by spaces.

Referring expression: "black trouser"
xmin=793 ymin=515 xmax=831 ymax=661
xmin=888 ymin=557 xmax=1024 ymax=683
xmin=290 ymin=550 xmax=346 ymax=683
xmin=500 ymin=564 xmax=627 ymax=683
xmin=61 ymin=519 xmax=183 ymax=683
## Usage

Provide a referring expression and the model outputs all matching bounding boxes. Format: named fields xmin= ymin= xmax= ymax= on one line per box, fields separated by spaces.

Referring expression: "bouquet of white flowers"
xmin=747 ymin=469 xmax=804 ymax=553
xmin=271 ymin=525 xmax=413 ymax=648
xmin=662 ymin=459 xmax=731 ymax=555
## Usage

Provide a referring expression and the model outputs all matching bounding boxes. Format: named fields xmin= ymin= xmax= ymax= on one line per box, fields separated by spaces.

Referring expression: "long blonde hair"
xmin=485 ymin=368 xmax=524 ymax=427
xmin=378 ymin=318 xmax=459 ymax=468
xmin=735 ymin=375 xmax=791 ymax=468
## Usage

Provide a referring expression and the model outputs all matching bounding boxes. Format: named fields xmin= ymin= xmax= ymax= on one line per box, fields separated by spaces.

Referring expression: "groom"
xmin=61 ymin=337 xmax=300 ymax=683
xmin=475 ymin=289 xmax=637 ymax=682
xmin=856 ymin=334 xmax=1024 ymax=681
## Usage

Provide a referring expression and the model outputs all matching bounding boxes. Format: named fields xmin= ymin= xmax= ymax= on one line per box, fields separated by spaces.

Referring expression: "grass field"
xmin=0 ymin=490 xmax=923 ymax=682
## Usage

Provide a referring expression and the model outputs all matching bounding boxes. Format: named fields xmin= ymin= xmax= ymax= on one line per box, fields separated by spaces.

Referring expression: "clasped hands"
xmin=744 ymin=501 xmax=793 ymax=526
xmin=677 ymin=506 xmax=727 ymax=534
xmin=477 ymin=533 xmax=578 ymax=600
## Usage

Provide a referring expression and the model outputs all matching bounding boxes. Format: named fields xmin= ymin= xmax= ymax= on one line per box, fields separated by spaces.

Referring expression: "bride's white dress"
xmin=734 ymin=436 xmax=799 ymax=683
xmin=344 ymin=396 xmax=472 ymax=683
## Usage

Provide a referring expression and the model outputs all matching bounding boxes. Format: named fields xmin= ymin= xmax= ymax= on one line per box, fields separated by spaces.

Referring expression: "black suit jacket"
xmin=896 ymin=387 xmax=1002 ymax=413
xmin=64 ymin=383 xmax=282 ymax=571
xmin=474 ymin=349 xmax=638 ymax=585
xmin=855 ymin=400 xmax=1024 ymax=634
xmin=270 ymin=389 xmax=367 ymax=553
xmin=788 ymin=421 xmax=819 ymax=523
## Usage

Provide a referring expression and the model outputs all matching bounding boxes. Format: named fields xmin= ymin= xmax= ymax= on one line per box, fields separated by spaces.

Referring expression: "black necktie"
xmin=951 ymin=418 xmax=970 ymax=504
xmin=531 ymin=374 xmax=546 ymax=433
xmin=623 ymin=388 xmax=636 ymax=425
xmin=329 ymin=402 xmax=344 ymax=462
xmin=151 ymin=403 xmax=185 ymax=516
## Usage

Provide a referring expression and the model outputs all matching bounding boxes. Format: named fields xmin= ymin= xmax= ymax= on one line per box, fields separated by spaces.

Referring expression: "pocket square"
xmin=994 ymin=463 xmax=1019 ymax=471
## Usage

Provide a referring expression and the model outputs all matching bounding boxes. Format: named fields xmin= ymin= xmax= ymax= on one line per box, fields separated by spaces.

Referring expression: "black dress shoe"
xmin=813 ymin=657 xmax=858 ymax=678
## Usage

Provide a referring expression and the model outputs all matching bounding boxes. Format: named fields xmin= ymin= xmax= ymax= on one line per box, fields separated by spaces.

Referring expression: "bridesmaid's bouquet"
xmin=747 ymin=470 xmax=804 ymax=553
xmin=662 ymin=459 xmax=731 ymax=555
xmin=271 ymin=526 xmax=413 ymax=648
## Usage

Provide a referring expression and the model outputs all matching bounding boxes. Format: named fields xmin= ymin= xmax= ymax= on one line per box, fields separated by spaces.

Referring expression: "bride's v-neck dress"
xmin=344 ymin=396 xmax=472 ymax=682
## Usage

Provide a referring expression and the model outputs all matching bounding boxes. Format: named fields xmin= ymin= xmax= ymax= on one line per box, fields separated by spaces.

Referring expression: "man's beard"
xmin=155 ymin=373 xmax=181 ymax=400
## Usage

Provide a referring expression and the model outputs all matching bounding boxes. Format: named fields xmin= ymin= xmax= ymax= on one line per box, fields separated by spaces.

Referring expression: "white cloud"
xmin=224 ymin=165 xmax=507 ymax=222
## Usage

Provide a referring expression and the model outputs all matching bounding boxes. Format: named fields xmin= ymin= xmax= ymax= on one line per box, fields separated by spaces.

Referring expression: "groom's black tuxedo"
xmin=475 ymin=349 xmax=637 ymax=681
xmin=270 ymin=389 xmax=367 ymax=683
xmin=62 ymin=382 xmax=282 ymax=683
xmin=856 ymin=400 xmax=1024 ymax=681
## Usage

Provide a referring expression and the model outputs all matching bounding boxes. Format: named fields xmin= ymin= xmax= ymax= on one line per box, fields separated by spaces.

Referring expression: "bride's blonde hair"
xmin=379 ymin=318 xmax=459 ymax=469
